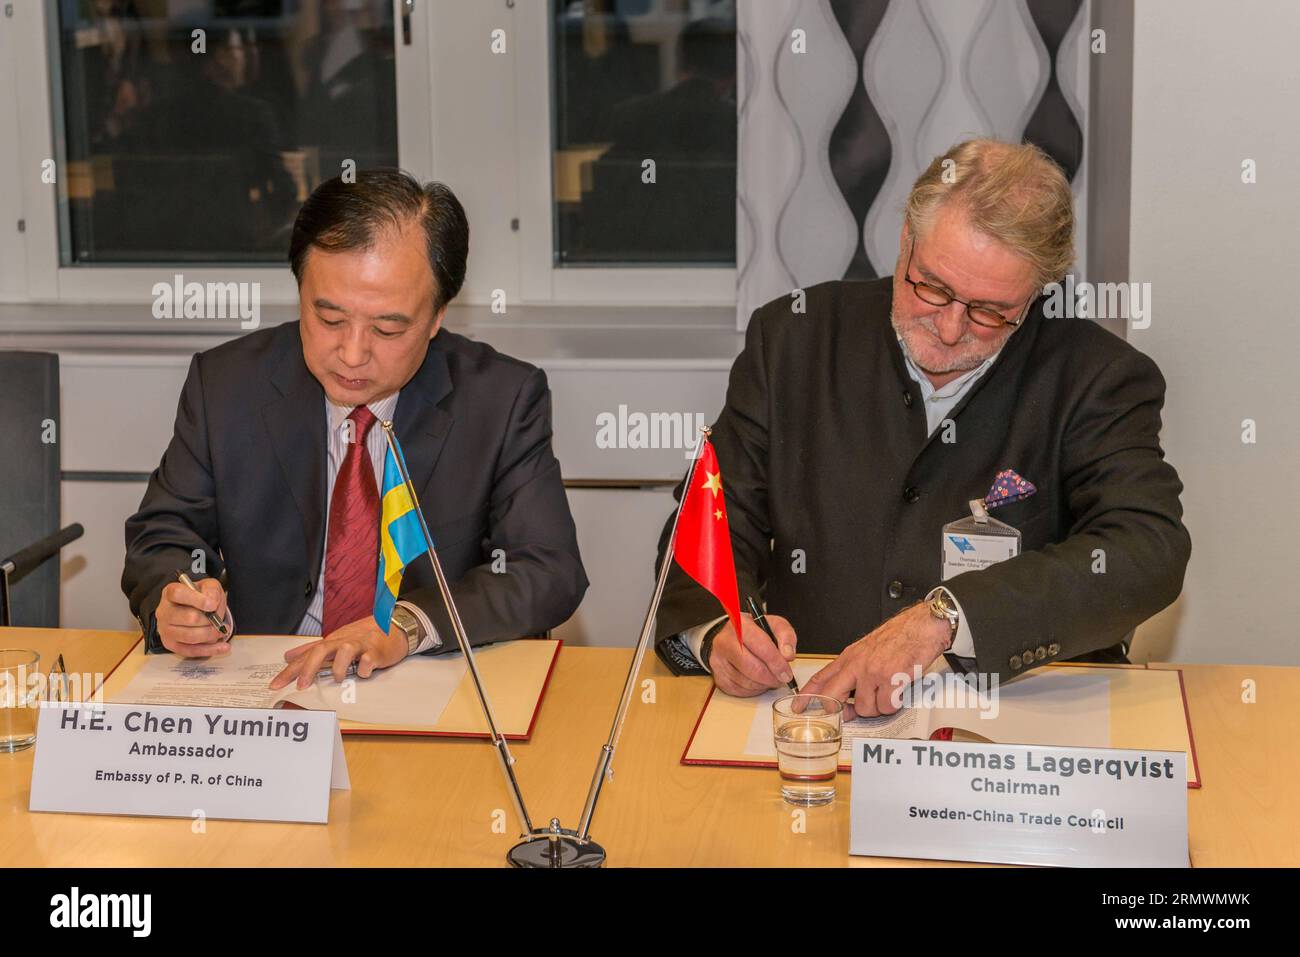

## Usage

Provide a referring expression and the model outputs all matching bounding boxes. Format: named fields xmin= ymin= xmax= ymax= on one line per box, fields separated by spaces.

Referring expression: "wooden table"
xmin=1 ymin=627 xmax=1295 ymax=867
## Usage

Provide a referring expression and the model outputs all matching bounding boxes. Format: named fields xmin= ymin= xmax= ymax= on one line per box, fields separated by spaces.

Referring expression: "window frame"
xmin=1 ymin=0 xmax=737 ymax=311
xmin=6 ymin=0 xmax=433 ymax=307
xmin=513 ymin=0 xmax=736 ymax=307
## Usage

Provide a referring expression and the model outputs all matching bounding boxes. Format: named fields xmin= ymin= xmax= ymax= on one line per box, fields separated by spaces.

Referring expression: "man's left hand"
xmin=800 ymin=603 xmax=951 ymax=718
xmin=269 ymin=617 xmax=408 ymax=690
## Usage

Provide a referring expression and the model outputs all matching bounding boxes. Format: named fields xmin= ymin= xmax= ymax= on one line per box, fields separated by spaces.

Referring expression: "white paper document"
xmin=111 ymin=636 xmax=467 ymax=727
xmin=743 ymin=658 xmax=1111 ymax=760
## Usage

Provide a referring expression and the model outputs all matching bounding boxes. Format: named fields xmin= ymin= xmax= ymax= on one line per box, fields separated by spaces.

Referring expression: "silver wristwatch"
xmin=390 ymin=604 xmax=424 ymax=656
xmin=927 ymin=589 xmax=960 ymax=650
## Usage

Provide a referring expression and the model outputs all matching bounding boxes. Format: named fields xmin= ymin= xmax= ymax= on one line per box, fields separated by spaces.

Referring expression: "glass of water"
xmin=772 ymin=693 xmax=843 ymax=806
xmin=0 ymin=649 xmax=41 ymax=753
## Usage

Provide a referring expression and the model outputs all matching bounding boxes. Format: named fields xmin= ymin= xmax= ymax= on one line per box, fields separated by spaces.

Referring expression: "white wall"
xmin=1128 ymin=0 xmax=1300 ymax=665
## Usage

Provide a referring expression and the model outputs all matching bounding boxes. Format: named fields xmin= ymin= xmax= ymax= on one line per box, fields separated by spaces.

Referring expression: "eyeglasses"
xmin=902 ymin=241 xmax=1029 ymax=329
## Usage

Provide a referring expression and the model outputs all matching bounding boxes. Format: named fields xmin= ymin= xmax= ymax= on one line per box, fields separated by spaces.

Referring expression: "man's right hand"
xmin=155 ymin=578 xmax=231 ymax=658
xmin=707 ymin=614 xmax=797 ymax=697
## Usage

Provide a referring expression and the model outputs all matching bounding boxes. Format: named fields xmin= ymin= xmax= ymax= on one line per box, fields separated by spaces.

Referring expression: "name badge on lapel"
xmin=942 ymin=499 xmax=1020 ymax=580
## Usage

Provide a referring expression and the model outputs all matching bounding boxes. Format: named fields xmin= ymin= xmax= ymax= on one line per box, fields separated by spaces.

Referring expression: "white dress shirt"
xmin=677 ymin=340 xmax=1002 ymax=670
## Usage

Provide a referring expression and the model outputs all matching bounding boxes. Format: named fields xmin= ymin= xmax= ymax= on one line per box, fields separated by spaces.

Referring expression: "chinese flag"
xmin=673 ymin=438 xmax=744 ymax=646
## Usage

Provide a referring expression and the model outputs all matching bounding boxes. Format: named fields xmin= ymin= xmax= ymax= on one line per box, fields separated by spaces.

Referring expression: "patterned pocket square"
xmin=984 ymin=469 xmax=1037 ymax=508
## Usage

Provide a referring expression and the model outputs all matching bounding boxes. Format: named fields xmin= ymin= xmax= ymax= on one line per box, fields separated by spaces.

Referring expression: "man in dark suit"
xmin=653 ymin=139 xmax=1190 ymax=716
xmin=123 ymin=170 xmax=587 ymax=688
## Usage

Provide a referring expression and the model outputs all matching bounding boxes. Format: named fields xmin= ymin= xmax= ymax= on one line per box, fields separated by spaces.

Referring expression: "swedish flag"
xmin=373 ymin=438 xmax=431 ymax=632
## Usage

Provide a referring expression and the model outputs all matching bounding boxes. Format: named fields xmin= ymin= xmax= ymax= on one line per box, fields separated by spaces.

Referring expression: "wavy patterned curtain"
xmin=736 ymin=0 xmax=1090 ymax=328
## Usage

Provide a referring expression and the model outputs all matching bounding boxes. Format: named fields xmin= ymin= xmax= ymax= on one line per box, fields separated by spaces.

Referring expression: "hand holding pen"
xmin=174 ymin=571 xmax=230 ymax=638
xmin=747 ymin=596 xmax=800 ymax=693
xmin=155 ymin=570 xmax=232 ymax=658
xmin=694 ymin=599 xmax=800 ymax=698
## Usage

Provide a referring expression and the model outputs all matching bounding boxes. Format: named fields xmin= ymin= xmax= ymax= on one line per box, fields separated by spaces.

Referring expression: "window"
xmin=550 ymin=0 xmax=737 ymax=266
xmin=51 ymin=0 xmax=398 ymax=265
xmin=3 ymin=1 xmax=732 ymax=307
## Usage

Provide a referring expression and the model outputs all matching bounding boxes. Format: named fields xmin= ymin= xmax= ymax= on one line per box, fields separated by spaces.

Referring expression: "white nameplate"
xmin=850 ymin=738 xmax=1187 ymax=867
xmin=29 ymin=703 xmax=350 ymax=824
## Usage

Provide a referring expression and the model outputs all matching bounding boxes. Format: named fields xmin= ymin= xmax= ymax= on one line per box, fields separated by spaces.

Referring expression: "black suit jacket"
xmin=123 ymin=322 xmax=588 ymax=653
xmin=653 ymin=277 xmax=1190 ymax=683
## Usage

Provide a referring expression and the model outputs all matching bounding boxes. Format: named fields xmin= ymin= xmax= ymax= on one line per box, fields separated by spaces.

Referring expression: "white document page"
xmin=741 ymin=658 xmax=1111 ymax=759
xmin=741 ymin=659 xmax=930 ymax=759
xmin=111 ymin=636 xmax=467 ymax=727
xmin=930 ymin=668 xmax=1111 ymax=748
xmin=113 ymin=636 xmax=303 ymax=709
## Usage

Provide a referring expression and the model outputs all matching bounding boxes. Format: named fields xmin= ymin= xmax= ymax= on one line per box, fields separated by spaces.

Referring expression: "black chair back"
xmin=0 ymin=351 xmax=62 ymax=626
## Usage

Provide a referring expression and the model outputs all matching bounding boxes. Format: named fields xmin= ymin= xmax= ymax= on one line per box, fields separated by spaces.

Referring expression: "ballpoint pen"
xmin=747 ymin=595 xmax=799 ymax=693
xmin=317 ymin=661 xmax=360 ymax=679
xmin=174 ymin=570 xmax=230 ymax=639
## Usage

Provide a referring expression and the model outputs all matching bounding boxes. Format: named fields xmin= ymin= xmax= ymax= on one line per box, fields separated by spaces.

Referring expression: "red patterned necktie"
xmin=321 ymin=405 xmax=380 ymax=636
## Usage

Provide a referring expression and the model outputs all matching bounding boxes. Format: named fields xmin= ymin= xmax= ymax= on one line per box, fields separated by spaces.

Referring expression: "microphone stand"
xmin=506 ymin=427 xmax=709 ymax=868
xmin=0 ymin=524 xmax=85 ymax=627
xmin=0 ymin=563 xmax=11 ymax=629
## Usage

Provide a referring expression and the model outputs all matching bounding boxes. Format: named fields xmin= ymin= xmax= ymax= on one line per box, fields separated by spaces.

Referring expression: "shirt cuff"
xmin=395 ymin=600 xmax=441 ymax=654
xmin=681 ymin=616 xmax=727 ymax=674
xmin=926 ymin=586 xmax=975 ymax=658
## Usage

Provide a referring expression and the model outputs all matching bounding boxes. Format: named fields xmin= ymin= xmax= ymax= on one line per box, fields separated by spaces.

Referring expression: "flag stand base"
xmin=507 ymin=820 xmax=606 ymax=868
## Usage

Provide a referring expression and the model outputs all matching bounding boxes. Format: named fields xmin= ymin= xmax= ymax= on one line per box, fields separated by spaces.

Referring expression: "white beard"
xmin=890 ymin=302 xmax=1012 ymax=375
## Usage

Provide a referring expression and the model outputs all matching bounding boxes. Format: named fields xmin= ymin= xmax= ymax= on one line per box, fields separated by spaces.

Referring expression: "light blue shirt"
xmin=898 ymin=342 xmax=1000 ymax=437
xmin=898 ymin=339 xmax=1004 ymax=658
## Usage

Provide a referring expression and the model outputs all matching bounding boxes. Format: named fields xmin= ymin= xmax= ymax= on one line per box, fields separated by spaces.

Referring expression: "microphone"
xmin=0 ymin=523 xmax=85 ymax=582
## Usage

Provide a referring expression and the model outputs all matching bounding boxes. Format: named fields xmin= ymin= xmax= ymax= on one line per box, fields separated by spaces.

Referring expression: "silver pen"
xmin=174 ymin=570 xmax=230 ymax=639
xmin=317 ymin=661 xmax=360 ymax=679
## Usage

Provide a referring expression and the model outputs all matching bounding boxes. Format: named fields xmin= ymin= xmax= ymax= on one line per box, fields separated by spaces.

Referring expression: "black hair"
xmin=288 ymin=168 xmax=469 ymax=312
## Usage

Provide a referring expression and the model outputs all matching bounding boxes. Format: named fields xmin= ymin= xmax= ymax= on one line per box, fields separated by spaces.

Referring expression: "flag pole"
xmin=575 ymin=426 xmax=710 ymax=842
xmin=501 ymin=424 xmax=711 ymax=867
xmin=380 ymin=422 xmax=536 ymax=842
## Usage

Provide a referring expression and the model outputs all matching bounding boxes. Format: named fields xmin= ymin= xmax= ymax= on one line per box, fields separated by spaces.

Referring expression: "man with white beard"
xmin=651 ymin=138 xmax=1190 ymax=715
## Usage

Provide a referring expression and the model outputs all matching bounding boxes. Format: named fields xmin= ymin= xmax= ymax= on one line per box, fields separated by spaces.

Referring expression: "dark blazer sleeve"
xmin=943 ymin=347 xmax=1191 ymax=682
xmin=122 ymin=354 xmax=227 ymax=653
xmin=402 ymin=367 xmax=588 ymax=651
xmin=652 ymin=308 xmax=769 ymax=671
